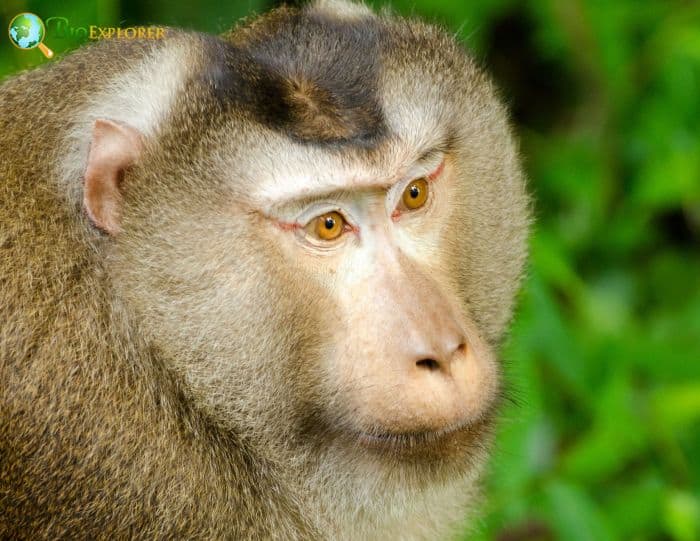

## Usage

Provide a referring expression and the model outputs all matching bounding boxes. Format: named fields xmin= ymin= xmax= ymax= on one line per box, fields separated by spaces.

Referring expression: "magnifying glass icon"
xmin=8 ymin=13 xmax=54 ymax=59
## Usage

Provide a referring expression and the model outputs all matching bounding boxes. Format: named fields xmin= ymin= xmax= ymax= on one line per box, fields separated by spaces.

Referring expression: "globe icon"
xmin=8 ymin=12 xmax=53 ymax=58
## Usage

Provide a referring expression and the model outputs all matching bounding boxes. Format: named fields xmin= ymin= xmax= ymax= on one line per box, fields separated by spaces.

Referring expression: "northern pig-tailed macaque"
xmin=0 ymin=0 xmax=529 ymax=539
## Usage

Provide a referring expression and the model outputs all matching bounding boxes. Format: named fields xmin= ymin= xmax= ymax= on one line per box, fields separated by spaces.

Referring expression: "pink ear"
xmin=83 ymin=119 xmax=143 ymax=235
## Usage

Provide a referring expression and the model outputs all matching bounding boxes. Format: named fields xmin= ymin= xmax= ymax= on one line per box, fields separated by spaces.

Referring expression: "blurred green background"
xmin=2 ymin=0 xmax=699 ymax=539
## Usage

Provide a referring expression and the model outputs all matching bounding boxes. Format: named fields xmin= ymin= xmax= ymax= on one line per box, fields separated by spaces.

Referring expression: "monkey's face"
xmin=105 ymin=9 xmax=527 ymax=489
xmin=258 ymin=150 xmax=501 ymax=457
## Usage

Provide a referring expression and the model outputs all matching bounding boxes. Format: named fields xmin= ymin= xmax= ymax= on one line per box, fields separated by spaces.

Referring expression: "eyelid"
xmin=294 ymin=203 xmax=355 ymax=229
xmin=426 ymin=159 xmax=445 ymax=181
xmin=284 ymin=204 xmax=357 ymax=250
xmin=387 ymin=156 xmax=444 ymax=214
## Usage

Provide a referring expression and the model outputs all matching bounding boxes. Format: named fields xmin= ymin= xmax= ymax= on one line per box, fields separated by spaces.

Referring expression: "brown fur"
xmin=0 ymin=2 xmax=529 ymax=539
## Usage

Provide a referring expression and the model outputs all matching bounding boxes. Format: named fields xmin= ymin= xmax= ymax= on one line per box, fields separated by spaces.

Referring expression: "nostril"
xmin=456 ymin=343 xmax=467 ymax=354
xmin=416 ymin=358 xmax=440 ymax=371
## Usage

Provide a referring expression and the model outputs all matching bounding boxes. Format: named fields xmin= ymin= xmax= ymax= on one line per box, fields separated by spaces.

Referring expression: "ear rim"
xmin=83 ymin=118 xmax=143 ymax=235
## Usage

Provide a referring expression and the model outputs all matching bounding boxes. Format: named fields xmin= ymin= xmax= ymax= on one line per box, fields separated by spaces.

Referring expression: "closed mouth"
xmin=352 ymin=420 xmax=479 ymax=455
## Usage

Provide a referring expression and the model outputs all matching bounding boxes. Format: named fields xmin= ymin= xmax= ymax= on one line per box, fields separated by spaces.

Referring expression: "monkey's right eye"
xmin=312 ymin=211 xmax=345 ymax=241
xmin=401 ymin=178 xmax=429 ymax=210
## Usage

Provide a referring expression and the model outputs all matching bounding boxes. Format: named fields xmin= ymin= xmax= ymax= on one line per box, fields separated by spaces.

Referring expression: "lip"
xmin=351 ymin=419 xmax=482 ymax=457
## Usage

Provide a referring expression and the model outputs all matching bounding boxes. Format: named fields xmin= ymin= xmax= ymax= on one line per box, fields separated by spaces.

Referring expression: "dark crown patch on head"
xmin=203 ymin=6 xmax=386 ymax=146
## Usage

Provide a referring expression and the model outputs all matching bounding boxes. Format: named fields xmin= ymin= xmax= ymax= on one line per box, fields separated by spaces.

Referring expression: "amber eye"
xmin=314 ymin=211 xmax=345 ymax=241
xmin=402 ymin=178 xmax=429 ymax=210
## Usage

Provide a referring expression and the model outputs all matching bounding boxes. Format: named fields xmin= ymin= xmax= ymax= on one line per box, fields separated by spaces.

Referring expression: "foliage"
xmin=1 ymin=1 xmax=698 ymax=539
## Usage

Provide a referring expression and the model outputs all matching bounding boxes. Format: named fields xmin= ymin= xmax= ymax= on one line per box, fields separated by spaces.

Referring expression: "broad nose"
xmin=379 ymin=261 xmax=470 ymax=378
xmin=398 ymin=302 xmax=469 ymax=377
xmin=363 ymin=282 xmax=486 ymax=432
xmin=414 ymin=341 xmax=468 ymax=375
xmin=340 ymin=248 xmax=498 ymax=434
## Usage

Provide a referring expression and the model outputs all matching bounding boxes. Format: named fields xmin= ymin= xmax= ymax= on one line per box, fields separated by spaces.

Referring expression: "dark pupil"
xmin=324 ymin=217 xmax=335 ymax=230
xmin=410 ymin=185 xmax=420 ymax=198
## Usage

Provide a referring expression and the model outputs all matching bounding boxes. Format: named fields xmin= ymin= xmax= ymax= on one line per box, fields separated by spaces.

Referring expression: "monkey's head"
xmin=79 ymin=0 xmax=528 ymax=518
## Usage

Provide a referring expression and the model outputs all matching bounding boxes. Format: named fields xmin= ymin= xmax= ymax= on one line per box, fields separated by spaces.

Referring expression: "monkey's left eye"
xmin=312 ymin=211 xmax=346 ymax=241
xmin=401 ymin=178 xmax=429 ymax=210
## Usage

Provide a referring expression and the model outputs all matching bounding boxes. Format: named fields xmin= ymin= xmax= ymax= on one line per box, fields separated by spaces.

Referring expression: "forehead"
xmin=200 ymin=6 xmax=469 ymax=203
xmin=207 ymin=131 xmax=421 ymax=210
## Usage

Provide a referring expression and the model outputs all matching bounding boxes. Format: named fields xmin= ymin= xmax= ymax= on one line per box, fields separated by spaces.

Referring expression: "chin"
xmin=298 ymin=420 xmax=495 ymax=541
